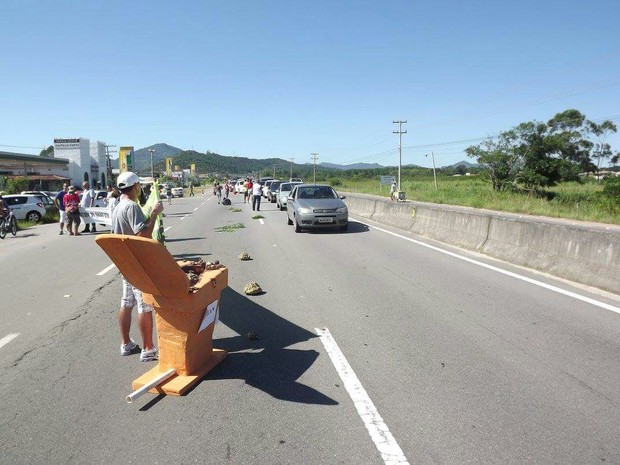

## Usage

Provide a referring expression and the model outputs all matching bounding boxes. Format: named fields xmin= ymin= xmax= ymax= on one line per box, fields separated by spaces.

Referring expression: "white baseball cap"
xmin=117 ymin=172 xmax=140 ymax=189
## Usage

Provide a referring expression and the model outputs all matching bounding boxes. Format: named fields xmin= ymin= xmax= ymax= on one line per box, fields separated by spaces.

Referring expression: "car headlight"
xmin=336 ymin=206 xmax=348 ymax=213
xmin=298 ymin=207 xmax=312 ymax=214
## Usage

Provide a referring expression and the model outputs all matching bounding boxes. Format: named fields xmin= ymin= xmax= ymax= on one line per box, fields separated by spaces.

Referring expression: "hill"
xmin=318 ymin=162 xmax=384 ymax=170
xmin=132 ymin=143 xmax=184 ymax=173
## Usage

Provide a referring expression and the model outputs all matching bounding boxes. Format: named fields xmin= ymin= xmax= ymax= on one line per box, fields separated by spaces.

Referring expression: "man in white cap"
xmin=112 ymin=172 xmax=164 ymax=362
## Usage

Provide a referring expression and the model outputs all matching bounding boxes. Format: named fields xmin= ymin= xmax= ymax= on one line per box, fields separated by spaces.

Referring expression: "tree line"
xmin=465 ymin=109 xmax=618 ymax=192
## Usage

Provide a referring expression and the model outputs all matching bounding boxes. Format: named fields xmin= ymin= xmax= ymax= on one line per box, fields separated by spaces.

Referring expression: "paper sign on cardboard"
xmin=198 ymin=300 xmax=218 ymax=333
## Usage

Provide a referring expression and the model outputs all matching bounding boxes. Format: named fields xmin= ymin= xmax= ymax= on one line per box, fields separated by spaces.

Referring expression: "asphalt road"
xmin=1 ymin=191 xmax=620 ymax=464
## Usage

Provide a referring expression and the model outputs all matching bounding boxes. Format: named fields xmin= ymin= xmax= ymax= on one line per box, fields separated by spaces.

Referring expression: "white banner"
xmin=79 ymin=207 xmax=112 ymax=227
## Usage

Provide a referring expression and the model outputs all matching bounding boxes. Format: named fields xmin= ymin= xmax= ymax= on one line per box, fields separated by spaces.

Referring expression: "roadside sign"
xmin=380 ymin=175 xmax=396 ymax=185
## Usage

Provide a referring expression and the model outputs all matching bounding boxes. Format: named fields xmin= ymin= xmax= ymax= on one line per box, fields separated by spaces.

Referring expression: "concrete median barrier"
xmin=343 ymin=192 xmax=620 ymax=295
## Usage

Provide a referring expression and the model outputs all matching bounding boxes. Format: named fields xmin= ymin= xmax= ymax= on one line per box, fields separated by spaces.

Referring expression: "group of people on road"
xmin=54 ymin=182 xmax=123 ymax=236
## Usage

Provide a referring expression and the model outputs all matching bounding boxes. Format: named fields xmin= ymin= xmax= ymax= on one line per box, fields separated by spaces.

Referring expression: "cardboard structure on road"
xmin=95 ymin=234 xmax=228 ymax=396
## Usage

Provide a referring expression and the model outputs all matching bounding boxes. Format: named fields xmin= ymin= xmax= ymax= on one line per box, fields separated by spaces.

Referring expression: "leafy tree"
xmin=588 ymin=120 xmax=617 ymax=171
xmin=39 ymin=145 xmax=54 ymax=157
xmin=466 ymin=130 xmax=521 ymax=191
xmin=455 ymin=164 xmax=467 ymax=176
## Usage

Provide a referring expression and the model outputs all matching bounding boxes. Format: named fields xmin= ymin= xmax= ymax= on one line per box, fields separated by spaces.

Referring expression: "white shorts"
xmin=59 ymin=210 xmax=67 ymax=222
xmin=121 ymin=279 xmax=153 ymax=313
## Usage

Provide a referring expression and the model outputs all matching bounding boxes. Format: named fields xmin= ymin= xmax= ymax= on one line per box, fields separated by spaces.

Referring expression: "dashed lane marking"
xmin=259 ymin=219 xmax=265 ymax=224
xmin=0 ymin=333 xmax=20 ymax=350
xmin=97 ymin=264 xmax=117 ymax=276
xmin=316 ymin=327 xmax=409 ymax=465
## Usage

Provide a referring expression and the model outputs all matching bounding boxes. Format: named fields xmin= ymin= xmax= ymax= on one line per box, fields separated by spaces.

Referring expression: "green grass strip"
xmin=252 ymin=215 xmax=264 ymax=219
xmin=229 ymin=207 xmax=242 ymax=212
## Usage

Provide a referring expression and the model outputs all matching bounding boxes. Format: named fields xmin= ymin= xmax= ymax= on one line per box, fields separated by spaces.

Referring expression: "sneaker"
xmin=120 ymin=340 xmax=138 ymax=356
xmin=140 ymin=347 xmax=158 ymax=362
xmin=59 ymin=230 xmax=64 ymax=235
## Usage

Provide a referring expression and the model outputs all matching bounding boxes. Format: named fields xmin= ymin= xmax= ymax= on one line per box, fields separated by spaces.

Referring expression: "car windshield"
xmin=297 ymin=187 xmax=337 ymax=199
xmin=280 ymin=183 xmax=293 ymax=192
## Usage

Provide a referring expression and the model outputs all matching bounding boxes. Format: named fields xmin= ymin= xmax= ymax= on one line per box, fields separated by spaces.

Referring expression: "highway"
xmin=1 ymin=191 xmax=620 ymax=464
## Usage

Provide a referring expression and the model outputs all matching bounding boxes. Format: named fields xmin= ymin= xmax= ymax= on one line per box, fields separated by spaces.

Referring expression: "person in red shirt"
xmin=244 ymin=178 xmax=252 ymax=204
xmin=63 ymin=186 xmax=81 ymax=236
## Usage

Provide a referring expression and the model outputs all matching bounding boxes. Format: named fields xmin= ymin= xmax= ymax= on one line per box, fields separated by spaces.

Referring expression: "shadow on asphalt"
xmin=301 ymin=220 xmax=370 ymax=235
xmin=187 ymin=287 xmax=338 ymax=406
xmin=165 ymin=237 xmax=206 ymax=243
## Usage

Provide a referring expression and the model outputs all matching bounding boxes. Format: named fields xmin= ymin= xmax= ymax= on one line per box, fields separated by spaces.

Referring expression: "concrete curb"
xmin=343 ymin=192 xmax=620 ymax=295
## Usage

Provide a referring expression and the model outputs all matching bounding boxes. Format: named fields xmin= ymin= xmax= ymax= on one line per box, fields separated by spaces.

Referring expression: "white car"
xmin=171 ymin=187 xmax=184 ymax=197
xmin=235 ymin=180 xmax=247 ymax=193
xmin=3 ymin=194 xmax=47 ymax=222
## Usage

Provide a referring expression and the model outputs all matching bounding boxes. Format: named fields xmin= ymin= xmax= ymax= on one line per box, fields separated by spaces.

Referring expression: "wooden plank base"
xmin=131 ymin=349 xmax=227 ymax=396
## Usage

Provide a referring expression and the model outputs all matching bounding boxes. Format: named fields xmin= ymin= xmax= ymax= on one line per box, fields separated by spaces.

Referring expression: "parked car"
xmin=289 ymin=178 xmax=303 ymax=183
xmin=21 ymin=191 xmax=55 ymax=210
xmin=286 ymin=184 xmax=348 ymax=232
xmin=235 ymin=180 xmax=247 ymax=194
xmin=265 ymin=180 xmax=282 ymax=202
xmin=276 ymin=182 xmax=302 ymax=210
xmin=78 ymin=190 xmax=108 ymax=207
xmin=3 ymin=194 xmax=47 ymax=222
xmin=261 ymin=180 xmax=276 ymax=198
xmin=172 ymin=186 xmax=184 ymax=197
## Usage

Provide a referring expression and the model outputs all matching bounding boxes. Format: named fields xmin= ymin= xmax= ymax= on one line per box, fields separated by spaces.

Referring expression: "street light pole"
xmin=148 ymin=149 xmax=156 ymax=179
xmin=430 ymin=151 xmax=438 ymax=190
xmin=289 ymin=158 xmax=294 ymax=179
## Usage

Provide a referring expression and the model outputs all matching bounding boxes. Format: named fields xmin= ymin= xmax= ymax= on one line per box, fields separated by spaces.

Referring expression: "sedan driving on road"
xmin=286 ymin=184 xmax=348 ymax=232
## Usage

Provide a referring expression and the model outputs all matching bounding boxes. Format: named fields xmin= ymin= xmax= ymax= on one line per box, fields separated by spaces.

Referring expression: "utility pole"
xmin=273 ymin=164 xmax=277 ymax=178
xmin=148 ymin=149 xmax=156 ymax=179
xmin=393 ymin=120 xmax=407 ymax=192
xmin=429 ymin=151 xmax=438 ymax=190
xmin=289 ymin=158 xmax=294 ymax=179
xmin=310 ymin=153 xmax=318 ymax=184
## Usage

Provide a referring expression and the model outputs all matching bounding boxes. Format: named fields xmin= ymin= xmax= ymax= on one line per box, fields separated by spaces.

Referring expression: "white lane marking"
xmin=259 ymin=219 xmax=265 ymax=225
xmin=164 ymin=226 xmax=172 ymax=232
xmin=356 ymin=219 xmax=620 ymax=315
xmin=96 ymin=263 xmax=117 ymax=276
xmin=0 ymin=333 xmax=20 ymax=350
xmin=316 ymin=328 xmax=409 ymax=465
xmin=193 ymin=207 xmax=199 ymax=211
xmin=180 ymin=216 xmax=186 ymax=221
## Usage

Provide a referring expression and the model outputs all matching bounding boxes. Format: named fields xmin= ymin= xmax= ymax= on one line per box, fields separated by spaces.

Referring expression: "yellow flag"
xmin=142 ymin=181 xmax=165 ymax=244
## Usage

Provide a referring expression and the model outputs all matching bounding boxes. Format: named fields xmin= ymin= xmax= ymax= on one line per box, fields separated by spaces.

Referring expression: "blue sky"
xmin=1 ymin=0 xmax=619 ymax=168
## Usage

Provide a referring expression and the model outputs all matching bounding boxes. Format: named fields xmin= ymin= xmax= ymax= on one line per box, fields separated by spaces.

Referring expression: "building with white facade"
xmin=53 ymin=137 xmax=110 ymax=187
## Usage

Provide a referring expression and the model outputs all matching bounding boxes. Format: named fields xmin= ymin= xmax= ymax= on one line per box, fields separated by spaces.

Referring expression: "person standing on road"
xmin=112 ymin=171 xmax=164 ymax=362
xmin=252 ymin=180 xmax=262 ymax=211
xmin=244 ymin=178 xmax=252 ymax=204
xmin=63 ymin=186 xmax=81 ymax=236
xmin=107 ymin=187 xmax=120 ymax=216
xmin=390 ymin=181 xmax=397 ymax=201
xmin=165 ymin=184 xmax=172 ymax=205
xmin=189 ymin=184 xmax=194 ymax=196
xmin=54 ymin=184 xmax=69 ymax=235
xmin=80 ymin=181 xmax=97 ymax=233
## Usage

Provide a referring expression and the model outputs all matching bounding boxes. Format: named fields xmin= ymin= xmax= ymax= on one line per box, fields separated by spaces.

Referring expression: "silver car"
xmin=286 ymin=184 xmax=348 ymax=232
xmin=276 ymin=181 xmax=301 ymax=210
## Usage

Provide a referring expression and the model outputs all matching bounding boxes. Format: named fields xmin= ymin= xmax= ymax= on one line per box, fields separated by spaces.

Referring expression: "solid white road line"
xmin=180 ymin=216 xmax=186 ymax=221
xmin=193 ymin=207 xmax=199 ymax=211
xmin=355 ymin=218 xmax=620 ymax=315
xmin=96 ymin=263 xmax=117 ymax=276
xmin=164 ymin=226 xmax=172 ymax=232
xmin=0 ymin=333 xmax=20 ymax=350
xmin=259 ymin=219 xmax=265 ymax=224
xmin=316 ymin=327 xmax=409 ymax=465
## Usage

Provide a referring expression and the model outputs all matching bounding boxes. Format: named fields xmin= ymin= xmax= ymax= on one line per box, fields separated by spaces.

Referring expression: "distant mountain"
xmin=132 ymin=143 xmax=184 ymax=173
xmin=442 ymin=160 xmax=480 ymax=169
xmin=317 ymin=162 xmax=384 ymax=170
